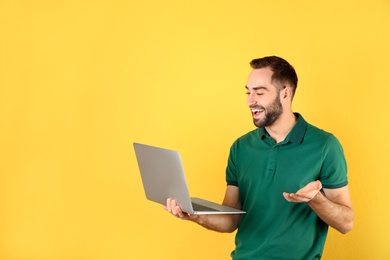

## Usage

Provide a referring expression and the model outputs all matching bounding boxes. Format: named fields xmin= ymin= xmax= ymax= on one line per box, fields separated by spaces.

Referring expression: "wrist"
xmin=309 ymin=189 xmax=324 ymax=203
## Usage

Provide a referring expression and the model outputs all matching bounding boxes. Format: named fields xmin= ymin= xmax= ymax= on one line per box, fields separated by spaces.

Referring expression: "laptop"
xmin=133 ymin=142 xmax=245 ymax=215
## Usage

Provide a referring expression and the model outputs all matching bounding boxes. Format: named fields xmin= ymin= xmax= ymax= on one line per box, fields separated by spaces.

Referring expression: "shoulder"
xmin=232 ymin=128 xmax=259 ymax=147
xmin=297 ymin=115 xmax=344 ymax=152
xmin=226 ymin=129 xmax=261 ymax=158
xmin=305 ymin=123 xmax=341 ymax=146
xmin=305 ymin=123 xmax=346 ymax=171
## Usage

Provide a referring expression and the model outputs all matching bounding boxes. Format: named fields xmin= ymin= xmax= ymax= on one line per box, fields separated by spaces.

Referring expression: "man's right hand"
xmin=163 ymin=198 xmax=193 ymax=220
xmin=162 ymin=186 xmax=241 ymax=233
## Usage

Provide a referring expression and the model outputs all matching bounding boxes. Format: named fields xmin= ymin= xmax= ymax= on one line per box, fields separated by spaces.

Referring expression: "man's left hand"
xmin=283 ymin=180 xmax=323 ymax=203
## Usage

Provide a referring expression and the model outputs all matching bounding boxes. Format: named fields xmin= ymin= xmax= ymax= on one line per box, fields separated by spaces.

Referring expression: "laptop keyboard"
xmin=192 ymin=202 xmax=219 ymax=212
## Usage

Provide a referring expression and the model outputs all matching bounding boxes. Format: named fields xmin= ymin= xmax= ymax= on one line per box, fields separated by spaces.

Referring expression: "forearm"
xmin=190 ymin=184 xmax=240 ymax=233
xmin=190 ymin=214 xmax=240 ymax=233
xmin=308 ymin=191 xmax=354 ymax=234
xmin=165 ymin=196 xmax=240 ymax=233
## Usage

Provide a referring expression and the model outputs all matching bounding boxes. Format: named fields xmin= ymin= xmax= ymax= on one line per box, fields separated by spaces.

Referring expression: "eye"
xmin=256 ymin=93 xmax=264 ymax=96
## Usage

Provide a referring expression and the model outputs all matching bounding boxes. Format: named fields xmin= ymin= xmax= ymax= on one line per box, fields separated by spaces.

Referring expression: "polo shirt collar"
xmin=288 ymin=113 xmax=307 ymax=144
xmin=258 ymin=113 xmax=307 ymax=144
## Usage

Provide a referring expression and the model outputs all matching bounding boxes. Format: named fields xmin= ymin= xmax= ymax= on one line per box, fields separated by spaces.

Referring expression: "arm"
xmin=163 ymin=185 xmax=241 ymax=233
xmin=283 ymin=180 xmax=354 ymax=234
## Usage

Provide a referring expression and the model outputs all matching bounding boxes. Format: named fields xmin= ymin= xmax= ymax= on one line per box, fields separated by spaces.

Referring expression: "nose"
xmin=247 ymin=93 xmax=257 ymax=106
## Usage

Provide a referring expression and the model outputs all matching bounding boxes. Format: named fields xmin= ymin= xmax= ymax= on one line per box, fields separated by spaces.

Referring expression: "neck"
xmin=265 ymin=112 xmax=297 ymax=143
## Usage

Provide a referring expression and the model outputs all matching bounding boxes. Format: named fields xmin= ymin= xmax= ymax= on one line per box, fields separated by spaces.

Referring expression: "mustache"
xmin=250 ymin=105 xmax=265 ymax=110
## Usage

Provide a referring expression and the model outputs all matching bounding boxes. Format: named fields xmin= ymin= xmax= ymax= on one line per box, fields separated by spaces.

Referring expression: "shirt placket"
xmin=267 ymin=144 xmax=279 ymax=175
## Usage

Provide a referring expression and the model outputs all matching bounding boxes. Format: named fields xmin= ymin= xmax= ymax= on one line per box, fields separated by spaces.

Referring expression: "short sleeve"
xmin=226 ymin=142 xmax=239 ymax=187
xmin=320 ymin=135 xmax=348 ymax=189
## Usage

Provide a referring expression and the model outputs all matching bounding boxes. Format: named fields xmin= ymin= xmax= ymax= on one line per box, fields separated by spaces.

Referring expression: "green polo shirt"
xmin=226 ymin=113 xmax=348 ymax=260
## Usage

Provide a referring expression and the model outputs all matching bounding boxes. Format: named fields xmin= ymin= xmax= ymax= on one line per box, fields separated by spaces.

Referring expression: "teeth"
xmin=252 ymin=109 xmax=262 ymax=113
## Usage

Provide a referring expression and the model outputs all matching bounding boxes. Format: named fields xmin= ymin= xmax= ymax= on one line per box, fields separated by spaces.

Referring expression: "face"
xmin=245 ymin=68 xmax=283 ymax=128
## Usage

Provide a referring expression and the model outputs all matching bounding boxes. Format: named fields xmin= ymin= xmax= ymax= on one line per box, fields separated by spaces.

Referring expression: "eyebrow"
xmin=245 ymin=86 xmax=269 ymax=91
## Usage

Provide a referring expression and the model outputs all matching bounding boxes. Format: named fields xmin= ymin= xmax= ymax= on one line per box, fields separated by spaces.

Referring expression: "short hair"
xmin=250 ymin=56 xmax=298 ymax=96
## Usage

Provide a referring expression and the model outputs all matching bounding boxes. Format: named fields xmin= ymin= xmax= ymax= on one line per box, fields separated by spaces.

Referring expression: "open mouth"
xmin=251 ymin=109 xmax=264 ymax=117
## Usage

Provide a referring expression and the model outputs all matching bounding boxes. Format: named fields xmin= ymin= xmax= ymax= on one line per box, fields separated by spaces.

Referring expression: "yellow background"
xmin=1 ymin=0 xmax=389 ymax=259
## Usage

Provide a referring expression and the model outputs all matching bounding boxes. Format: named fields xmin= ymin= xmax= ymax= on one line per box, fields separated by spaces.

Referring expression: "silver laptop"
xmin=133 ymin=142 xmax=245 ymax=215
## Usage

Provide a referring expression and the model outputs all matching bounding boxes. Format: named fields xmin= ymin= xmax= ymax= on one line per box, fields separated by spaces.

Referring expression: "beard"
xmin=252 ymin=95 xmax=283 ymax=128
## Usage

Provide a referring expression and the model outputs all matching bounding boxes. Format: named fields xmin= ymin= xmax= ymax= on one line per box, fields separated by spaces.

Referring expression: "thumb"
xmin=315 ymin=180 xmax=323 ymax=190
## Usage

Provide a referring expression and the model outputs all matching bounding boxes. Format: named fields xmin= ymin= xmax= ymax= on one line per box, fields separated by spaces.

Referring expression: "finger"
xmin=294 ymin=193 xmax=311 ymax=201
xmin=166 ymin=198 xmax=172 ymax=212
xmin=283 ymin=192 xmax=292 ymax=202
xmin=175 ymin=206 xmax=184 ymax=218
xmin=316 ymin=180 xmax=323 ymax=190
xmin=283 ymin=192 xmax=310 ymax=202
xmin=170 ymin=199 xmax=182 ymax=216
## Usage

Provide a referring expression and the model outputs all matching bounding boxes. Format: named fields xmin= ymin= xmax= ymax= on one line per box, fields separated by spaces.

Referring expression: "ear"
xmin=281 ymin=85 xmax=293 ymax=101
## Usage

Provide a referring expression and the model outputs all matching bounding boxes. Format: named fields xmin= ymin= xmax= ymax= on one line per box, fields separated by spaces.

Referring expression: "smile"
xmin=251 ymin=109 xmax=264 ymax=116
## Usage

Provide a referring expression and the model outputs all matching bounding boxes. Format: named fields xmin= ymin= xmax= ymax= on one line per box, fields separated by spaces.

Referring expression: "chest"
xmin=236 ymin=142 xmax=324 ymax=196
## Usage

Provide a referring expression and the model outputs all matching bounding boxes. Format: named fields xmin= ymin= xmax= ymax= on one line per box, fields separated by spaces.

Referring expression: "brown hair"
xmin=250 ymin=56 xmax=298 ymax=96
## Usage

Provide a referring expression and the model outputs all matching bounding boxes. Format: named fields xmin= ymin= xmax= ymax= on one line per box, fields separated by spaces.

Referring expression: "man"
xmin=164 ymin=56 xmax=354 ymax=259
